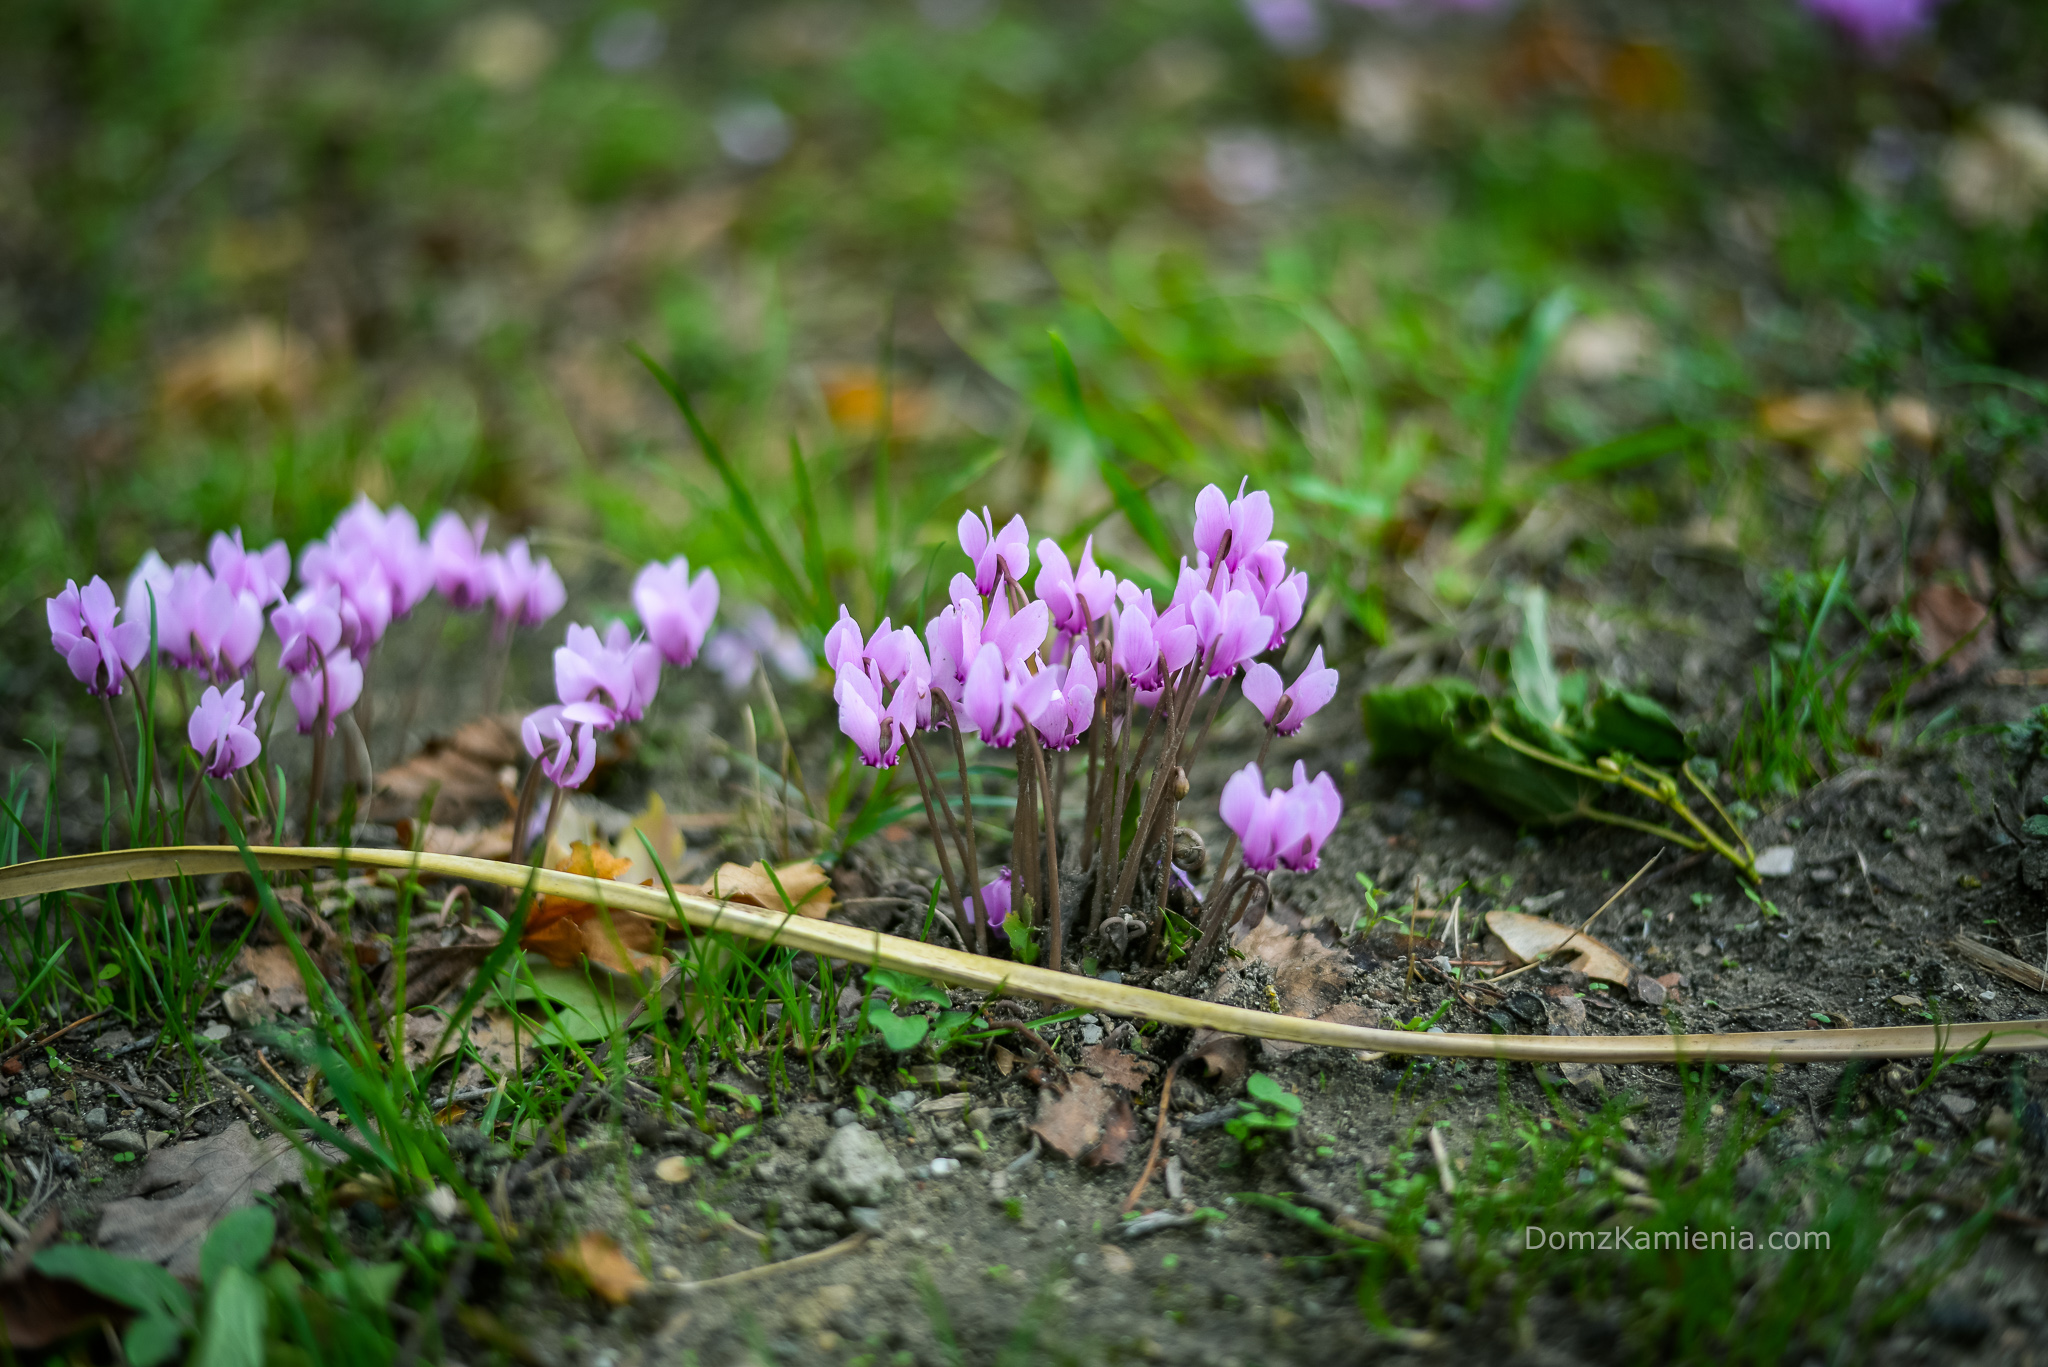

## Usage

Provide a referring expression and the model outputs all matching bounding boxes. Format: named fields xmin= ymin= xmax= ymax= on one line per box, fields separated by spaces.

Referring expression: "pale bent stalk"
xmin=4 ymin=846 xmax=2047 ymax=1066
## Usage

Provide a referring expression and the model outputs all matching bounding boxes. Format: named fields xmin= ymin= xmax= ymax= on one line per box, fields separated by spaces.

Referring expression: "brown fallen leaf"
xmin=400 ymin=821 xmax=514 ymax=861
xmin=97 ymin=1123 xmax=305 ymax=1276
xmin=380 ymin=935 xmax=500 ymax=1015
xmin=610 ymin=792 xmax=688 ymax=890
xmin=1909 ymin=584 xmax=1991 ymax=672
xmin=1760 ymin=391 xmax=1879 ymax=478
xmin=817 ymin=365 xmax=932 ymax=439
xmin=238 ymin=943 xmax=312 ymax=1014
xmin=159 ymin=318 xmax=318 ymax=416
xmin=681 ymin=860 xmax=836 ymax=917
xmin=1486 ymin=911 xmax=1637 ymax=986
xmin=991 ymin=1044 xmax=1020 ymax=1077
xmin=372 ymin=715 xmax=524 ymax=825
xmin=1186 ymin=1028 xmax=1251 ymax=1092
xmin=1080 ymin=1043 xmax=1156 ymax=1091
xmin=1028 ymin=1072 xmax=1137 ymax=1167
xmin=522 ymin=842 xmax=665 ymax=975
xmin=1 ymin=1213 xmax=122 ymax=1352
xmin=551 ymin=1231 xmax=647 ymax=1305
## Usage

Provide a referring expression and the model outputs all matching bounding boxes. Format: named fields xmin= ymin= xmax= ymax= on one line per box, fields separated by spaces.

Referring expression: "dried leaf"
xmin=680 ymin=860 xmax=835 ymax=917
xmin=551 ymin=1232 xmax=646 ymax=1305
xmin=236 ymin=944 xmax=310 ymax=1014
xmin=1028 ymin=1072 xmax=1136 ymax=1166
xmin=96 ymin=1124 xmax=305 ymax=1276
xmin=1187 ymin=1028 xmax=1251 ymax=1092
xmin=159 ymin=318 xmax=318 ymax=415
xmin=610 ymin=792 xmax=687 ymax=890
xmin=1759 ymin=391 xmax=1879 ymax=478
xmin=372 ymin=715 xmax=523 ymax=825
xmin=818 ymin=366 xmax=931 ymax=438
xmin=521 ymin=842 xmax=666 ymax=975
xmin=1486 ymin=911 xmax=1637 ymax=986
xmin=1080 ymin=1043 xmax=1156 ymax=1091
xmin=991 ymin=1044 xmax=1019 ymax=1077
xmin=2 ymin=1214 xmax=119 ymax=1351
xmin=1909 ymin=584 xmax=1991 ymax=672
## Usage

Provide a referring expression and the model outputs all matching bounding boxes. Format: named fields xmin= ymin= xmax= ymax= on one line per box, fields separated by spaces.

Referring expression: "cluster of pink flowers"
xmin=823 ymin=479 xmax=1344 ymax=944
xmin=47 ymin=496 xmax=570 ymax=784
xmin=1219 ymin=761 xmax=1343 ymax=872
xmin=519 ymin=556 xmax=719 ymax=789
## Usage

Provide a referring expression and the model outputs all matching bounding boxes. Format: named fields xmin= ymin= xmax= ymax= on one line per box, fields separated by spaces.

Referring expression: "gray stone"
xmin=97 ymin=1129 xmax=147 ymax=1154
xmin=832 ymin=1108 xmax=858 ymax=1129
xmin=1754 ymin=845 xmax=1796 ymax=878
xmin=83 ymin=1106 xmax=108 ymax=1131
xmin=847 ymin=1206 xmax=885 ymax=1235
xmin=810 ymin=1123 xmax=905 ymax=1209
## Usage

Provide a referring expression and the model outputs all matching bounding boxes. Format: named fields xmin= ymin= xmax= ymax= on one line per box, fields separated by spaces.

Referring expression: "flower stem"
xmin=933 ymin=693 xmax=989 ymax=955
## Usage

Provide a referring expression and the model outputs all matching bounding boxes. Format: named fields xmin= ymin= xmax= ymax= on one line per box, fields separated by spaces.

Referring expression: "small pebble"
xmin=423 ymin=1186 xmax=460 ymax=1221
xmin=928 ymin=1157 xmax=962 ymax=1178
xmin=200 ymin=1023 xmax=231 ymax=1042
xmin=832 ymin=1108 xmax=858 ymax=1129
xmin=847 ymin=1207 xmax=885 ymax=1235
xmin=23 ymin=1088 xmax=49 ymax=1104
xmin=96 ymin=1129 xmax=146 ymax=1154
xmin=1097 ymin=969 xmax=1122 ymax=984
xmin=1080 ymin=1025 xmax=1104 ymax=1045
xmin=82 ymin=1106 xmax=107 ymax=1131
xmin=888 ymin=1090 xmax=920 ymax=1114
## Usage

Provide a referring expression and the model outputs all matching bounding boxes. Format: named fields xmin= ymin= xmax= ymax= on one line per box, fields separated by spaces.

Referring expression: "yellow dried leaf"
xmin=683 ymin=860 xmax=834 ymax=918
xmin=551 ymin=1231 xmax=646 ymax=1305
xmin=1485 ymin=911 xmax=1636 ymax=986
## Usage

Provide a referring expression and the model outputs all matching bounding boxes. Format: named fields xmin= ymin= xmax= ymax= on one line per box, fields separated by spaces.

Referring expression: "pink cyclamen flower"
xmin=1019 ymin=659 xmax=1096 ymax=751
xmin=1801 ymin=0 xmax=1943 ymax=49
xmin=554 ymin=622 xmax=661 ymax=726
xmin=962 ymin=868 xmax=1011 ymax=937
xmin=289 ymin=649 xmax=364 ymax=735
xmin=823 ymin=605 xmax=867 ymax=675
xmin=187 ymin=578 xmax=267 ymax=682
xmin=1240 ymin=646 xmax=1338 ymax=736
xmin=1243 ymin=0 xmax=1325 ymax=55
xmin=207 ymin=530 xmax=291 ymax=605
xmin=1034 ymin=537 xmax=1116 ymax=638
xmin=1220 ymin=760 xmax=1342 ymax=873
xmin=1192 ymin=479 xmax=1276 ymax=574
xmin=48 ymin=577 xmax=148 ymax=697
xmin=188 ymin=680 xmax=264 ymax=779
xmin=298 ymin=535 xmax=394 ymax=653
xmin=330 ymin=497 xmax=435 ymax=617
xmin=1275 ymin=761 xmax=1343 ymax=872
xmin=705 ymin=608 xmax=813 ymax=692
xmin=957 ymin=508 xmax=1030 ymax=596
xmin=271 ymin=589 xmax=344 ymax=677
xmin=1191 ymin=587 xmax=1274 ymax=678
xmin=522 ymin=704 xmax=602 ymax=788
xmin=962 ymin=643 xmax=1024 ymax=747
xmin=428 ymin=512 xmax=494 ymax=611
xmin=487 ymin=538 xmax=567 ymax=631
xmin=123 ymin=553 xmax=206 ymax=669
xmin=633 ymin=556 xmax=720 ymax=668
xmin=834 ymin=666 xmax=919 ymax=769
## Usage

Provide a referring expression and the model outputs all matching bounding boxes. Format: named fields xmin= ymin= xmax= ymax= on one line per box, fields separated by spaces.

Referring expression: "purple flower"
xmin=1191 ymin=587 xmax=1274 ymax=678
xmin=522 ymin=704 xmax=601 ymax=788
xmin=188 ymin=578 xmax=267 ymax=681
xmin=1192 ymin=480 xmax=1275 ymax=575
xmin=48 ymin=577 xmax=148 ymax=697
xmin=1801 ymin=0 xmax=1943 ymax=48
xmin=123 ymin=553 xmax=207 ymax=670
xmin=633 ymin=556 xmax=720 ymax=668
xmin=298 ymin=537 xmax=394 ymax=653
xmin=330 ymin=497 xmax=434 ymax=617
xmin=1243 ymin=0 xmax=1325 ymax=55
xmin=925 ymin=600 xmax=977 ymax=712
xmin=962 ymin=643 xmax=1025 ymax=747
xmin=824 ymin=605 xmax=867 ymax=675
xmin=429 ymin=512 xmax=494 ymax=611
xmin=554 ymin=622 xmax=661 ymax=726
xmin=1240 ymin=646 xmax=1338 ymax=736
xmin=288 ymin=649 xmax=364 ymax=735
xmin=271 ymin=589 xmax=345 ymax=677
xmin=958 ymin=508 xmax=1030 ymax=596
xmin=188 ymin=680 xmax=264 ymax=779
xmin=834 ymin=665 xmax=919 ymax=769
xmin=1111 ymin=601 xmax=1161 ymax=691
xmin=1275 ymin=761 xmax=1343 ymax=872
xmin=705 ymin=608 xmax=814 ymax=692
xmin=207 ymin=530 xmax=291 ymax=605
xmin=1034 ymin=537 xmax=1116 ymax=637
xmin=962 ymin=868 xmax=1011 ymax=936
xmin=981 ymin=597 xmax=1050 ymax=672
xmin=1018 ymin=659 xmax=1096 ymax=751
xmin=487 ymin=538 xmax=567 ymax=631
xmin=1220 ymin=760 xmax=1341 ymax=873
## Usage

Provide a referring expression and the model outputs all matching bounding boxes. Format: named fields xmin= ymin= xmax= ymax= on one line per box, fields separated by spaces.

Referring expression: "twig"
xmin=1122 ymin=1056 xmax=1183 ymax=1213
xmin=1428 ymin=1126 xmax=1455 ymax=1195
xmin=2 ymin=1009 xmax=108 ymax=1061
xmin=660 ymin=1232 xmax=867 ymax=1298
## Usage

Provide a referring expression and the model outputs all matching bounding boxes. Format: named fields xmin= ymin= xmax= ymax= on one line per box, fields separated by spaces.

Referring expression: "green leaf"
xmin=200 ymin=1206 xmax=275 ymax=1291
xmin=191 ymin=1265 xmax=268 ymax=1367
xmin=125 ymin=1314 xmax=187 ymax=1367
xmin=512 ymin=956 xmax=660 ymax=1043
xmin=1580 ymin=691 xmax=1690 ymax=765
xmin=1098 ymin=460 xmax=1179 ymax=573
xmin=1509 ymin=587 xmax=1561 ymax=729
xmin=1245 ymin=1072 xmax=1303 ymax=1115
xmin=1160 ymin=908 xmax=1199 ymax=964
xmin=1360 ymin=680 xmax=1491 ymax=763
xmin=867 ymin=968 xmax=949 ymax=1006
xmin=864 ymin=999 xmax=931 ymax=1052
xmin=2022 ymin=815 xmax=2048 ymax=840
xmin=34 ymin=1246 xmax=191 ymax=1323
xmin=1435 ymin=726 xmax=1598 ymax=826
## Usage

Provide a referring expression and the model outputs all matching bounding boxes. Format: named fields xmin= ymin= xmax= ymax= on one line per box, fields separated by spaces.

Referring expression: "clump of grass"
xmin=1247 ymin=1067 xmax=2001 ymax=1361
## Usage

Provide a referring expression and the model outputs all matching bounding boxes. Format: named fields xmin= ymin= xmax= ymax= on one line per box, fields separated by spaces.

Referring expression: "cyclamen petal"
xmin=823 ymin=605 xmax=866 ymax=674
xmin=1278 ymin=646 xmax=1338 ymax=736
xmin=488 ymin=539 xmax=566 ymax=630
xmin=962 ymin=868 xmax=1011 ymax=937
xmin=208 ymin=529 xmax=292 ymax=605
xmin=47 ymin=576 xmax=147 ymax=697
xmin=521 ymin=705 xmax=598 ymax=788
xmin=1241 ymin=662 xmax=1285 ymax=724
xmin=633 ymin=556 xmax=720 ymax=668
xmin=188 ymin=681 xmax=265 ymax=779
xmin=289 ymin=649 xmax=364 ymax=735
xmin=429 ymin=512 xmax=494 ymax=611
